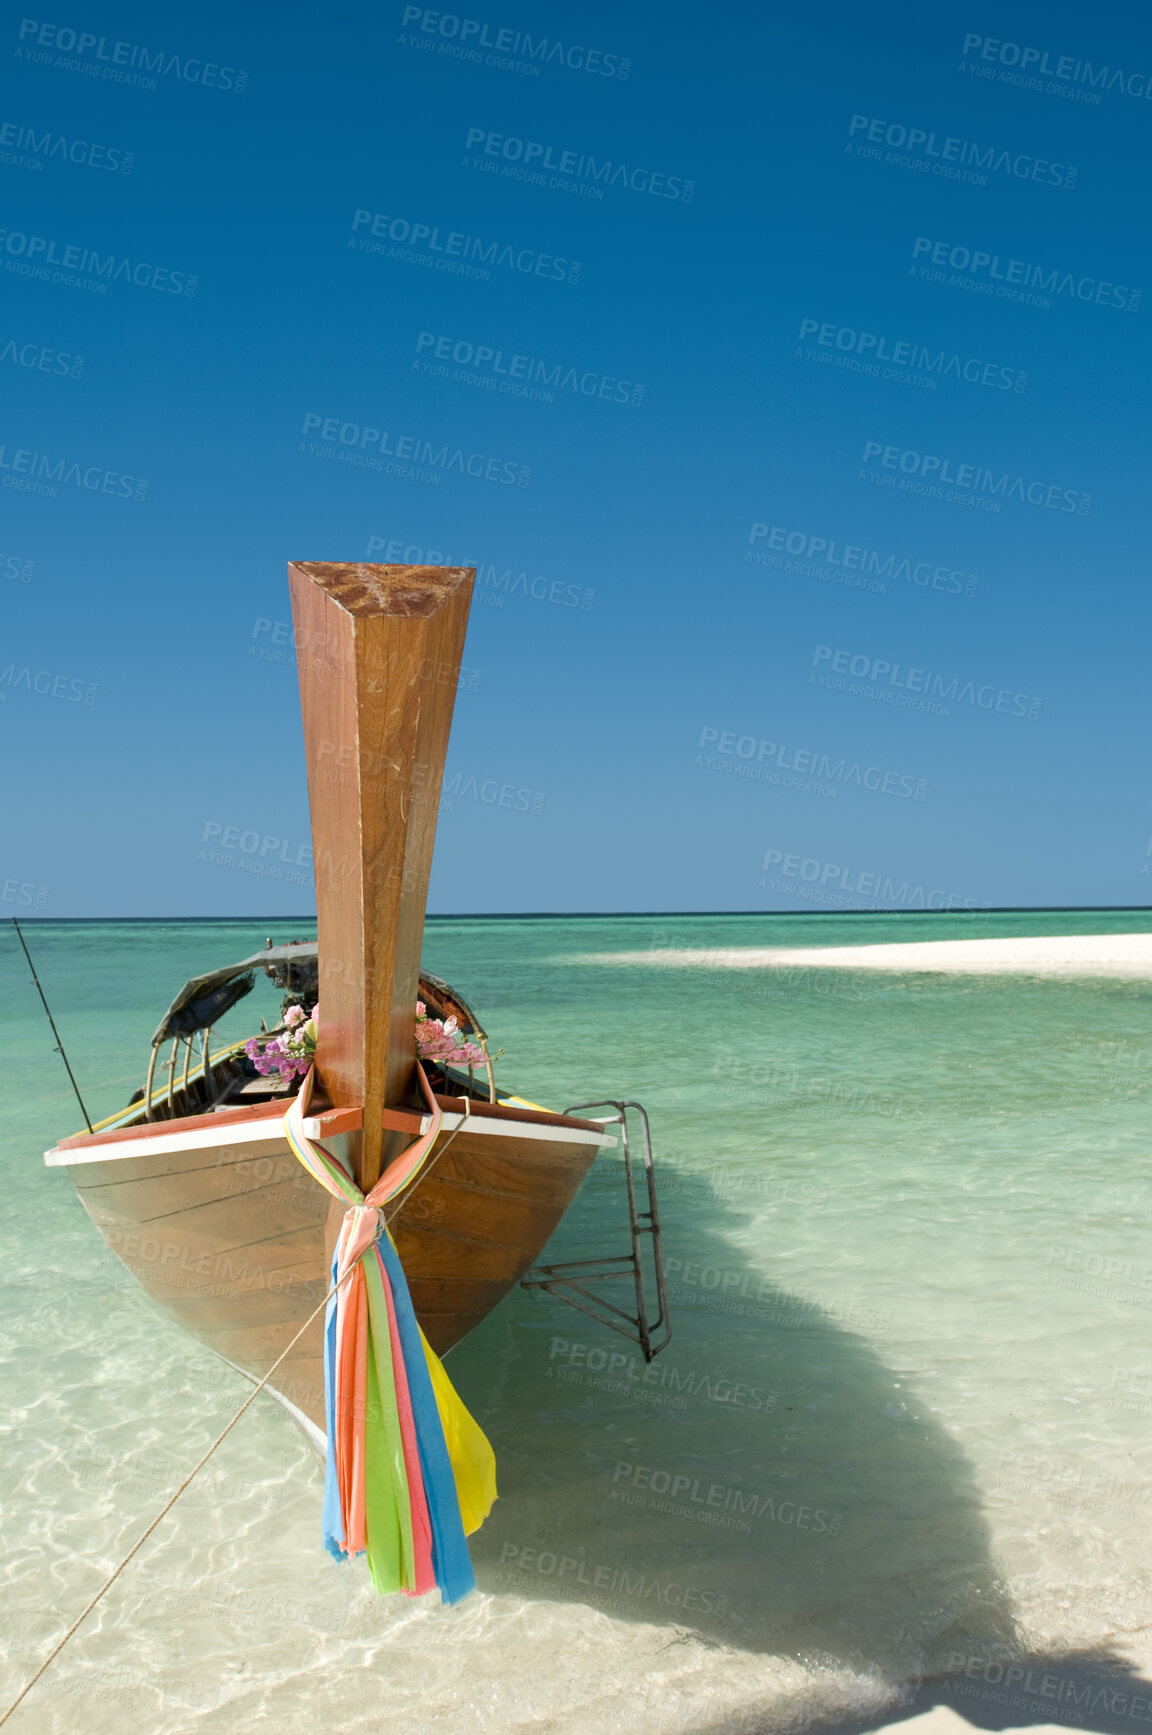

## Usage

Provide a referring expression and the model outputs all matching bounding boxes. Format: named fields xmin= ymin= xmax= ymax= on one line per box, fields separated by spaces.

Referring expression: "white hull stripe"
xmin=44 ymin=1109 xmax=614 ymax=1167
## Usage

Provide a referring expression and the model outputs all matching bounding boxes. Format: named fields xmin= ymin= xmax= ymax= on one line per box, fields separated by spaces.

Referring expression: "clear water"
xmin=4 ymin=911 xmax=1152 ymax=1733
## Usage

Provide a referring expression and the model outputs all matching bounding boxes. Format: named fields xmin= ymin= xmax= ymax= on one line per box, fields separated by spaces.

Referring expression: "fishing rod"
xmin=11 ymin=917 xmax=93 ymax=1133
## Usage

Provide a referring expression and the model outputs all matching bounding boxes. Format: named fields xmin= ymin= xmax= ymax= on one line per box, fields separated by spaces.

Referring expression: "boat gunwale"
xmin=45 ymin=1093 xmax=617 ymax=1166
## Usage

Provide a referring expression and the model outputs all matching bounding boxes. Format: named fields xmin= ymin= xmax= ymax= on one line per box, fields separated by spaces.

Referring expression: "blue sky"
xmin=2 ymin=0 xmax=1150 ymax=915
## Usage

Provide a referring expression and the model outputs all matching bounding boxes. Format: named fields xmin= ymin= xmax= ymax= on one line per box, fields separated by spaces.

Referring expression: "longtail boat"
xmin=43 ymin=564 xmax=668 ymax=1459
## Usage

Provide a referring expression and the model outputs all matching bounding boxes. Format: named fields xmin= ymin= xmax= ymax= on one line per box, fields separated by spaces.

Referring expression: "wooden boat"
xmin=43 ymin=564 xmax=666 ymax=1446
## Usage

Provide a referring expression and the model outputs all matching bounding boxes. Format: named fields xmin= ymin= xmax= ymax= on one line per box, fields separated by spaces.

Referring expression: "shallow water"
xmin=4 ymin=912 xmax=1152 ymax=1733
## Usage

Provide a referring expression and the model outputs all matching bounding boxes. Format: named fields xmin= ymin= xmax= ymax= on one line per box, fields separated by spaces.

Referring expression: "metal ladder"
xmin=520 ymin=1100 xmax=671 ymax=1362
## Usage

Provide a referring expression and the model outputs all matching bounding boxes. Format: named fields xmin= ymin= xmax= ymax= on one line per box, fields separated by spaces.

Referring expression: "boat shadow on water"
xmin=450 ymin=1166 xmax=1148 ymax=1722
xmin=762 ymin=1649 xmax=1152 ymax=1735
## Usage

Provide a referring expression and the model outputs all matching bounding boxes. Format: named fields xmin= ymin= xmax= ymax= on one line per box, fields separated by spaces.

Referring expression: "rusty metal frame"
xmin=520 ymin=1100 xmax=671 ymax=1362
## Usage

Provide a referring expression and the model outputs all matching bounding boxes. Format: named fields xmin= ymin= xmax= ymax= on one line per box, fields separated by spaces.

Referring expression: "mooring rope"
xmin=0 ymin=1087 xmax=483 ymax=1725
xmin=0 ymin=1258 xmax=356 ymax=1728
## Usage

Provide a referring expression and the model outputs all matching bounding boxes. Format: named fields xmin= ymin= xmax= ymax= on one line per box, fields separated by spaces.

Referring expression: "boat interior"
xmin=84 ymin=940 xmax=507 ymax=1141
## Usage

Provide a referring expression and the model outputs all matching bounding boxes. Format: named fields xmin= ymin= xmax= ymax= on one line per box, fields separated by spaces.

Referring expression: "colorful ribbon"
xmin=283 ymin=1063 xmax=497 ymax=1600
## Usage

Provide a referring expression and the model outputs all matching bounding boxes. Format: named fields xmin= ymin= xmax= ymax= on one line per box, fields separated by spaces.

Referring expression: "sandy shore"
xmin=816 ymin=1634 xmax=1152 ymax=1735
xmin=576 ymin=934 xmax=1152 ymax=978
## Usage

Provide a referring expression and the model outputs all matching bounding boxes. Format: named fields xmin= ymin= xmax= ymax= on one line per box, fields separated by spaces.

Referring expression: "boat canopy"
xmin=149 ymin=941 xmax=487 ymax=1047
xmin=149 ymin=941 xmax=317 ymax=1046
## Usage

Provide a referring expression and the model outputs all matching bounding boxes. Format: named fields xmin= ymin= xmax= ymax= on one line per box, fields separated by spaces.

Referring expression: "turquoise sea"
xmin=4 ymin=910 xmax=1152 ymax=1734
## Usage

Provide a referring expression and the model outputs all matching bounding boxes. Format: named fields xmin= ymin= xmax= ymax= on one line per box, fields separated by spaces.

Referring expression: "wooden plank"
xmin=429 ymin=1097 xmax=613 ymax=1135
xmin=304 ymin=1105 xmax=365 ymax=1138
xmin=55 ymin=1084 xmax=607 ymax=1165
xmin=303 ymin=1097 xmax=618 ymax=1139
xmin=288 ymin=562 xmax=475 ymax=1193
xmin=71 ymin=1155 xmax=316 ymax=1221
xmin=54 ymin=1097 xmax=288 ymax=1152
xmin=65 ymin=1136 xmax=294 ymax=1191
xmin=389 ymin=1225 xmax=551 ymax=1282
xmin=393 ymin=1179 xmax=572 ymax=1252
xmin=103 ymin=1224 xmax=326 ymax=1302
xmin=85 ymin=1187 xmax=329 ymax=1259
xmin=415 ymin=1134 xmax=598 ymax=1204
xmin=146 ymin=1261 xmax=325 ymax=1319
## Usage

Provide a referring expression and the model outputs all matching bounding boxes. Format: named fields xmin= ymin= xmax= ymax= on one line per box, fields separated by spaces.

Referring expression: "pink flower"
xmin=283 ymin=1005 xmax=306 ymax=1028
xmin=415 ymin=1008 xmax=484 ymax=1070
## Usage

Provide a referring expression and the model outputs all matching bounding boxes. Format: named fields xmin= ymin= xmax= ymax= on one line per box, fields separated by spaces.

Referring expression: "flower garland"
xmin=415 ymin=1000 xmax=485 ymax=1070
xmin=247 ymin=999 xmax=485 ymax=1084
xmin=246 ymin=1002 xmax=317 ymax=1083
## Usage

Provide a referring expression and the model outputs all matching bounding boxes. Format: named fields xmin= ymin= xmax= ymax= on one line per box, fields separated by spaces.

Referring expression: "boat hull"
xmin=52 ymin=1106 xmax=607 ymax=1432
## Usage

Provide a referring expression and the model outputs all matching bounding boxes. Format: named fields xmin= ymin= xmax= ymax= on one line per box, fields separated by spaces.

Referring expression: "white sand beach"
xmin=571 ymin=933 xmax=1152 ymax=978
xmin=842 ymin=1631 xmax=1152 ymax=1735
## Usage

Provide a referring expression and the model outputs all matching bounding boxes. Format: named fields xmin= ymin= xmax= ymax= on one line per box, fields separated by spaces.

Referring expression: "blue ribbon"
xmin=376 ymin=1231 xmax=476 ymax=1603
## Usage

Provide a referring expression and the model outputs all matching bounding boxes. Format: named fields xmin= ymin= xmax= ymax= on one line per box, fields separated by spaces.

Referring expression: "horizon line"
xmin=9 ymin=906 xmax=1152 ymax=924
